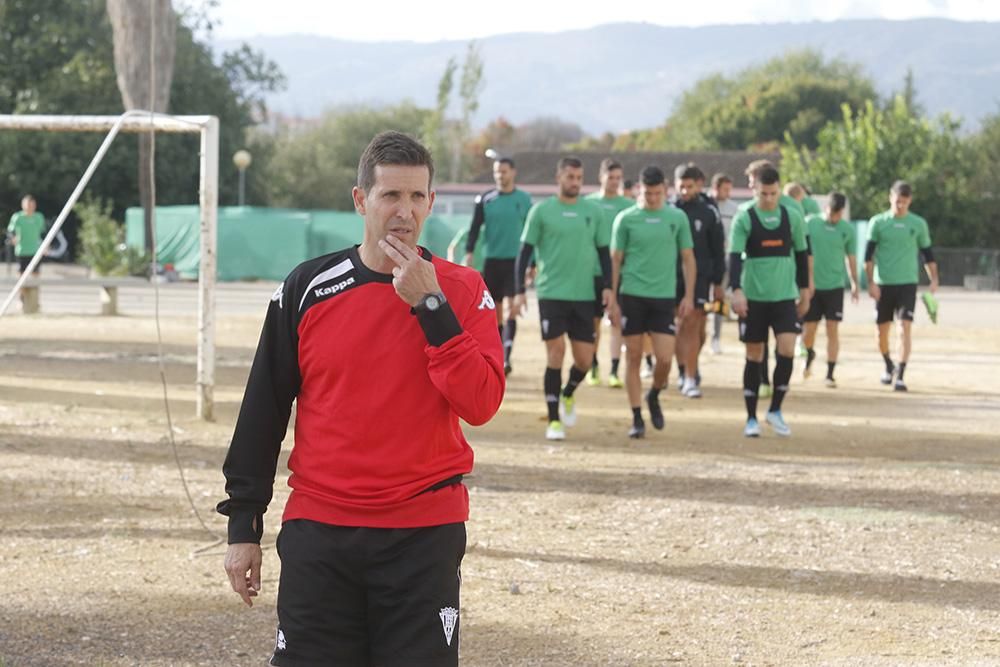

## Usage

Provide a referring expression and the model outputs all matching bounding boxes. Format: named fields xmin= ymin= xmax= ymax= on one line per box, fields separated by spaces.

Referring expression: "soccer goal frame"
xmin=0 ymin=111 xmax=220 ymax=421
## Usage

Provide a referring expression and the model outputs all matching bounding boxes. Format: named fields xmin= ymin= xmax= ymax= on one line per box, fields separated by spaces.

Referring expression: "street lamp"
xmin=233 ymin=149 xmax=253 ymax=206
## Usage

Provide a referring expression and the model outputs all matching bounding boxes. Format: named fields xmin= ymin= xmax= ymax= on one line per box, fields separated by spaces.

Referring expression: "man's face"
xmin=21 ymin=198 xmax=35 ymax=215
xmin=677 ymin=178 xmax=698 ymax=203
xmin=755 ymin=182 xmax=780 ymax=211
xmin=890 ymin=191 xmax=912 ymax=216
xmin=557 ymin=166 xmax=583 ymax=199
xmin=601 ymin=168 xmax=623 ymax=196
xmin=826 ymin=208 xmax=844 ymax=223
xmin=352 ymin=164 xmax=435 ymax=249
xmin=714 ymin=181 xmax=732 ymax=202
xmin=640 ymin=183 xmax=666 ymax=210
xmin=493 ymin=161 xmax=514 ymax=191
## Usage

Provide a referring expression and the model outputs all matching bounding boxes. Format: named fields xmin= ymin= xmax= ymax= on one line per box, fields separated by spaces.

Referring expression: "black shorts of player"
xmin=739 ymin=299 xmax=802 ymax=343
xmin=676 ymin=273 xmax=712 ymax=307
xmin=593 ymin=277 xmax=606 ymax=318
xmin=481 ymin=258 xmax=515 ymax=300
xmin=17 ymin=256 xmax=38 ymax=274
xmin=876 ymin=283 xmax=917 ymax=324
xmin=271 ymin=519 xmax=466 ymax=667
xmin=804 ymin=288 xmax=845 ymax=323
xmin=619 ymin=294 xmax=676 ymax=337
xmin=538 ymin=299 xmax=596 ymax=342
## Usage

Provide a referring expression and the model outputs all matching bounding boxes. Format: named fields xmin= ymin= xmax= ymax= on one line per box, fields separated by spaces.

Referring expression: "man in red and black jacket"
xmin=218 ymin=131 xmax=505 ymax=666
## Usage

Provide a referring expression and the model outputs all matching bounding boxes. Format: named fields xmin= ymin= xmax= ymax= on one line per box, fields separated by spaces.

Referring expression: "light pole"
xmin=232 ymin=149 xmax=252 ymax=206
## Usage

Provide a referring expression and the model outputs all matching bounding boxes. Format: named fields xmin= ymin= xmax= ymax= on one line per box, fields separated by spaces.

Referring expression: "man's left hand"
xmin=677 ymin=296 xmax=694 ymax=320
xmin=713 ymin=284 xmax=725 ymax=303
xmin=601 ymin=288 xmax=612 ymax=308
xmin=797 ymin=288 xmax=811 ymax=318
xmin=379 ymin=235 xmax=442 ymax=307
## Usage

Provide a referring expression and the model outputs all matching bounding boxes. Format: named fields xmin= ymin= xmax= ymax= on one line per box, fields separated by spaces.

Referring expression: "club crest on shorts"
xmin=271 ymin=282 xmax=284 ymax=309
xmin=275 ymin=628 xmax=287 ymax=652
xmin=439 ymin=606 xmax=459 ymax=646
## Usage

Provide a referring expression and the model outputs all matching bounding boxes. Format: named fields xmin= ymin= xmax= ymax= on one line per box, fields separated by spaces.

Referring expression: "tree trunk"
xmin=106 ymin=0 xmax=177 ymax=254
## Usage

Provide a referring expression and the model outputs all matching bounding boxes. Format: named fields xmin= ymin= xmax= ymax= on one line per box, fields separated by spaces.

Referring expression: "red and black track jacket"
xmin=217 ymin=245 xmax=505 ymax=543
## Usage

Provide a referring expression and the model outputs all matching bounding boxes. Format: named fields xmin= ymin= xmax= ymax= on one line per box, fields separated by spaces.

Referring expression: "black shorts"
xmin=804 ymin=288 xmax=844 ymax=323
xmin=619 ymin=294 xmax=676 ymax=336
xmin=538 ymin=299 xmax=596 ymax=342
xmin=17 ymin=256 xmax=38 ymax=274
xmin=876 ymin=283 xmax=917 ymax=324
xmin=677 ymin=273 xmax=712 ymax=306
xmin=481 ymin=258 xmax=515 ymax=300
xmin=739 ymin=300 xmax=802 ymax=343
xmin=593 ymin=277 xmax=606 ymax=318
xmin=272 ymin=519 xmax=466 ymax=667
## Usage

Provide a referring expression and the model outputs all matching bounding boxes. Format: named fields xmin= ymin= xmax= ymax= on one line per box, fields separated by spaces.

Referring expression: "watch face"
xmin=425 ymin=295 xmax=441 ymax=310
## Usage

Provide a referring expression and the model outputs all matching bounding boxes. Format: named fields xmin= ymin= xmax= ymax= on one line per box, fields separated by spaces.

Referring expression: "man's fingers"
xmin=383 ymin=234 xmax=420 ymax=260
xmin=378 ymin=238 xmax=409 ymax=266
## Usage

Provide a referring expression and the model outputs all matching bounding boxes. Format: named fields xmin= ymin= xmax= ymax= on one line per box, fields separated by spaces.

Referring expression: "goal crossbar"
xmin=0 ymin=110 xmax=220 ymax=421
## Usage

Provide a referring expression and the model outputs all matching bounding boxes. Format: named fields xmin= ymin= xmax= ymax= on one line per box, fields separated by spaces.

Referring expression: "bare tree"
xmin=106 ymin=0 xmax=177 ymax=253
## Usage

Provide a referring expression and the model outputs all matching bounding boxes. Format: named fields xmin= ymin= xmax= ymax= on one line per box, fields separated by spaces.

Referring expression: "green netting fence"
xmin=125 ymin=206 xmax=470 ymax=281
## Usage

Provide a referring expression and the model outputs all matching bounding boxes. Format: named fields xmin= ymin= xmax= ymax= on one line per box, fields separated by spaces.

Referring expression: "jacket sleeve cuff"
xmin=227 ymin=508 xmax=264 ymax=544
xmin=415 ymin=302 xmax=463 ymax=347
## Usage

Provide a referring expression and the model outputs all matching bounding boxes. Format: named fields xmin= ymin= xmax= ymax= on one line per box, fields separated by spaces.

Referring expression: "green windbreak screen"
xmin=125 ymin=206 xmax=470 ymax=281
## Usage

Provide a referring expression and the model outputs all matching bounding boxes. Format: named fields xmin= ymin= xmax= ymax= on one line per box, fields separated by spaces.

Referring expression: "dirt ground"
xmin=1 ymin=285 xmax=999 ymax=666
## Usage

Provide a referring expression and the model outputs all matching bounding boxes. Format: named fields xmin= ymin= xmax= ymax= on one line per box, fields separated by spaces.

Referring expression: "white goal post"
xmin=0 ymin=111 xmax=219 ymax=421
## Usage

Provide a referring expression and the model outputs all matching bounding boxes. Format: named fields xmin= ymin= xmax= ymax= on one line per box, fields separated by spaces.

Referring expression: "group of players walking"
xmin=458 ymin=155 xmax=939 ymax=440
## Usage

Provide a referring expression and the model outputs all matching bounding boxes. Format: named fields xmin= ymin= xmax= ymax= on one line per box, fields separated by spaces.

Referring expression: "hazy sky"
xmin=207 ymin=0 xmax=1000 ymax=41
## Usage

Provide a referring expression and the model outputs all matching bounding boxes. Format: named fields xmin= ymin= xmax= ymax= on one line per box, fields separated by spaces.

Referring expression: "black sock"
xmin=610 ymin=358 xmax=620 ymax=376
xmin=678 ymin=364 xmax=686 ymax=380
xmin=827 ymin=361 xmax=836 ymax=380
xmin=805 ymin=348 xmax=816 ymax=369
xmin=645 ymin=354 xmax=653 ymax=369
xmin=883 ymin=352 xmax=894 ymax=372
xmin=544 ymin=368 xmax=561 ymax=422
xmin=631 ymin=407 xmax=643 ymax=425
xmin=502 ymin=319 xmax=517 ymax=363
xmin=591 ymin=353 xmax=598 ymax=371
xmin=743 ymin=360 xmax=762 ymax=420
xmin=760 ymin=345 xmax=770 ymax=385
xmin=897 ymin=362 xmax=907 ymax=381
xmin=769 ymin=355 xmax=794 ymax=413
xmin=563 ymin=366 xmax=586 ymax=397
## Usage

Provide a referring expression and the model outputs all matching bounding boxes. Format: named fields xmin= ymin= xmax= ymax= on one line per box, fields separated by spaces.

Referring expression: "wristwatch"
xmin=415 ymin=291 xmax=447 ymax=312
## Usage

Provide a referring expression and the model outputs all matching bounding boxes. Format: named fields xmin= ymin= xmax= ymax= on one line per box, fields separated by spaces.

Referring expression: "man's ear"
xmin=352 ymin=186 xmax=366 ymax=215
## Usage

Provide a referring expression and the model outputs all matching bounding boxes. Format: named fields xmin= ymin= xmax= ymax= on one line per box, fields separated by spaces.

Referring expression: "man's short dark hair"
xmin=496 ymin=157 xmax=515 ymax=169
xmin=357 ymin=131 xmax=434 ymax=192
xmin=711 ymin=173 xmax=732 ymax=189
xmin=623 ymin=179 xmax=635 ymax=190
xmin=757 ymin=166 xmax=781 ymax=186
xmin=745 ymin=159 xmax=775 ymax=177
xmin=891 ymin=180 xmax=913 ymax=197
xmin=675 ymin=164 xmax=702 ymax=182
xmin=640 ymin=166 xmax=665 ymax=187
xmin=829 ymin=192 xmax=848 ymax=212
xmin=557 ymin=156 xmax=583 ymax=172
xmin=599 ymin=158 xmax=623 ymax=176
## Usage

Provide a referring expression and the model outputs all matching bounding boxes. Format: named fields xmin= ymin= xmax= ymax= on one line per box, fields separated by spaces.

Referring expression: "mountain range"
xmin=218 ymin=19 xmax=1000 ymax=135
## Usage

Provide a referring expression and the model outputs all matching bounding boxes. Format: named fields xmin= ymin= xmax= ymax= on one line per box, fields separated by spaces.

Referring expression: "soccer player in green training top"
xmin=729 ymin=166 xmax=811 ymax=438
xmin=584 ymin=158 xmax=633 ymax=388
xmin=865 ymin=180 xmax=938 ymax=392
xmin=608 ymin=166 xmax=695 ymax=438
xmin=802 ymin=192 xmax=859 ymax=387
xmin=740 ymin=160 xmax=806 ymax=398
xmin=465 ymin=157 xmax=533 ymax=376
xmin=514 ymin=157 xmax=612 ymax=441
xmin=7 ymin=194 xmax=45 ymax=275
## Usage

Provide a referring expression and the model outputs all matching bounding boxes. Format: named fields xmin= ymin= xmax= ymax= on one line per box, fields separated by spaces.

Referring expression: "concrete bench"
xmin=0 ymin=277 xmax=149 ymax=315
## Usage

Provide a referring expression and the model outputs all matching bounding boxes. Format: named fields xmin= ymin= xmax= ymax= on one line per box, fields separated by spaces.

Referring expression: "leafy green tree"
xmin=630 ymin=50 xmax=879 ymax=151
xmin=421 ymin=57 xmax=456 ymax=171
xmin=262 ymin=103 xmax=431 ymax=211
xmin=0 ymin=0 xmax=284 ymax=254
xmin=783 ymin=97 xmax=987 ymax=246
